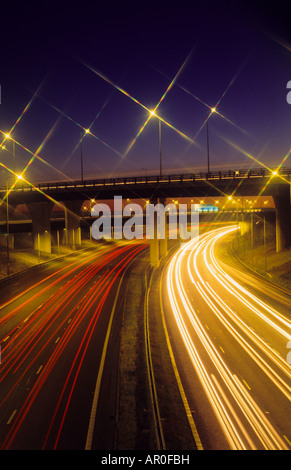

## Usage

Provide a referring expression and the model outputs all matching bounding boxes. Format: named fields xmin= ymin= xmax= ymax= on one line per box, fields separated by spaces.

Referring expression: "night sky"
xmin=0 ymin=1 xmax=290 ymax=183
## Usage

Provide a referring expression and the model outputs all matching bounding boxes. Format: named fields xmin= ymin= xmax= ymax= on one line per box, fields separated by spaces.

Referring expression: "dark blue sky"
xmin=0 ymin=1 xmax=290 ymax=182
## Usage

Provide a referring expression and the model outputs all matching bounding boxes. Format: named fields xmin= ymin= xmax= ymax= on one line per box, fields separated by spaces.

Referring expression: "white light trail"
xmin=166 ymin=226 xmax=291 ymax=450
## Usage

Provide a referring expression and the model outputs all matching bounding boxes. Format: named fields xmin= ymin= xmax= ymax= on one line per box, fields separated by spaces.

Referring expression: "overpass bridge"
xmin=1 ymin=166 xmax=290 ymax=259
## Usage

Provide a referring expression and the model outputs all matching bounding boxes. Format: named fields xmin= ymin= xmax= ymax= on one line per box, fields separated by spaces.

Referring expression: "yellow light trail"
xmin=166 ymin=226 xmax=290 ymax=449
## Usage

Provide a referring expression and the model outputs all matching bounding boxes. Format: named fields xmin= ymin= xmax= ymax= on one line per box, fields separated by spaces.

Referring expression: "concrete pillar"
xmin=159 ymin=197 xmax=168 ymax=258
xmin=149 ymin=199 xmax=159 ymax=267
xmin=64 ymin=200 xmax=84 ymax=248
xmin=150 ymin=237 xmax=159 ymax=267
xmin=27 ymin=201 xmax=54 ymax=254
xmin=273 ymin=193 xmax=291 ymax=252
xmin=159 ymin=235 xmax=167 ymax=258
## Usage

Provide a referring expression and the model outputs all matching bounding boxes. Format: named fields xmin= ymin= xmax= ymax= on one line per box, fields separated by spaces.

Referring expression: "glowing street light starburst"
xmin=80 ymin=50 xmax=196 ymax=159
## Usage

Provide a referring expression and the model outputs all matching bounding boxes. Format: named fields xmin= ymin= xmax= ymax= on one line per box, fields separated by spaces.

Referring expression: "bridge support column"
xmin=27 ymin=201 xmax=54 ymax=254
xmin=239 ymin=212 xmax=248 ymax=236
xmin=148 ymin=197 xmax=159 ymax=267
xmin=148 ymin=197 xmax=169 ymax=266
xmin=273 ymin=193 xmax=291 ymax=252
xmin=64 ymin=200 xmax=84 ymax=248
xmin=149 ymin=209 xmax=159 ymax=267
xmin=159 ymin=197 xmax=168 ymax=258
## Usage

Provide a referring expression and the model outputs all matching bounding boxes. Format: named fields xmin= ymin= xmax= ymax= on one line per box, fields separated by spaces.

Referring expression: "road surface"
xmin=0 ymin=241 xmax=148 ymax=449
xmin=163 ymin=226 xmax=291 ymax=450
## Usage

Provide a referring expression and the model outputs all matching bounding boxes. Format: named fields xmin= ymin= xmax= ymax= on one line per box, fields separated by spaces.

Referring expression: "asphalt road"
xmin=162 ymin=226 xmax=291 ymax=450
xmin=0 ymin=241 xmax=148 ymax=450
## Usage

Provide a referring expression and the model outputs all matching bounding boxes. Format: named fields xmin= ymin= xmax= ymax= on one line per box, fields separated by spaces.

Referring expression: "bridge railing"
xmin=1 ymin=166 xmax=291 ymax=192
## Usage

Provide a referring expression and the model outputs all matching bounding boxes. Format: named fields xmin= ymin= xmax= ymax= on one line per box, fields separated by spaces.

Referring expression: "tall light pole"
xmin=5 ymin=133 xmax=15 ymax=183
xmin=6 ymin=179 xmax=10 ymax=276
xmin=159 ymin=119 xmax=162 ymax=177
xmin=206 ymin=119 xmax=210 ymax=174
xmin=80 ymin=129 xmax=90 ymax=182
xmin=150 ymin=111 xmax=162 ymax=177
xmin=80 ymin=138 xmax=83 ymax=182
xmin=13 ymin=140 xmax=15 ymax=183
xmin=206 ymin=108 xmax=216 ymax=174
xmin=80 ymin=130 xmax=85 ymax=182
xmin=264 ymin=212 xmax=267 ymax=272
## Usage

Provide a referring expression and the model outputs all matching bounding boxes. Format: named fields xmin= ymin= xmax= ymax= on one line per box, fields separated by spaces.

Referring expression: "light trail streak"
xmin=166 ymin=226 xmax=290 ymax=449
xmin=47 ymin=243 xmax=146 ymax=449
xmin=0 ymin=242 xmax=148 ymax=449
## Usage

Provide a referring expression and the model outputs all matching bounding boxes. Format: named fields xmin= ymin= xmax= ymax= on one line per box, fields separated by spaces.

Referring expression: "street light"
xmin=5 ymin=133 xmax=15 ymax=183
xmin=80 ymin=129 xmax=90 ymax=182
xmin=5 ymin=179 xmax=10 ymax=276
xmin=206 ymin=108 xmax=216 ymax=174
xmin=150 ymin=110 xmax=162 ymax=177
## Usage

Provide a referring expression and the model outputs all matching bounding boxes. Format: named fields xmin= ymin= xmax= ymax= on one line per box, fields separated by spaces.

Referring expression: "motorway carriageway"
xmin=163 ymin=226 xmax=291 ymax=450
xmin=0 ymin=241 xmax=148 ymax=449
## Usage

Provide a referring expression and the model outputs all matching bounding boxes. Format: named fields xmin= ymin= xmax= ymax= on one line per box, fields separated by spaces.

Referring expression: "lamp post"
xmin=80 ymin=129 xmax=90 ymax=182
xmin=13 ymin=140 xmax=15 ymax=183
xmin=159 ymin=119 xmax=162 ymax=177
xmin=206 ymin=119 xmax=210 ymax=174
xmin=150 ymin=111 xmax=162 ymax=177
xmin=80 ymin=139 xmax=83 ymax=182
xmin=6 ymin=179 xmax=10 ymax=276
xmin=206 ymin=108 xmax=216 ymax=174
xmin=263 ymin=212 xmax=267 ymax=272
xmin=5 ymin=134 xmax=15 ymax=183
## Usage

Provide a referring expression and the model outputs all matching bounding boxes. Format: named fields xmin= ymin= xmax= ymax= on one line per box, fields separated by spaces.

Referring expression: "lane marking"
xmin=85 ymin=254 xmax=140 ymax=450
xmin=159 ymin=265 xmax=204 ymax=451
xmin=84 ymin=246 xmax=148 ymax=449
xmin=145 ymin=267 xmax=166 ymax=450
xmin=242 ymin=379 xmax=251 ymax=390
xmin=7 ymin=410 xmax=17 ymax=425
